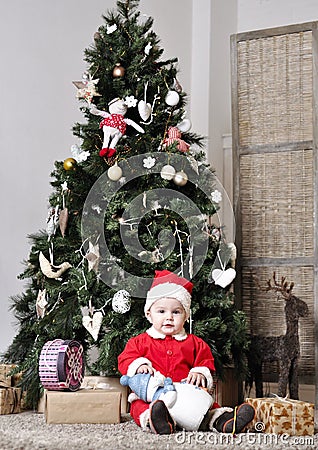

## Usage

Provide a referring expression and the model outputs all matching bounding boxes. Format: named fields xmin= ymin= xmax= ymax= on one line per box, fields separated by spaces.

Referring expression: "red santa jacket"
xmin=118 ymin=327 xmax=215 ymax=389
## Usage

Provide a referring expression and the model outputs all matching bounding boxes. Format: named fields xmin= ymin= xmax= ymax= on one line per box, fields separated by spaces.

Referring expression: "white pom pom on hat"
xmin=144 ymin=270 xmax=193 ymax=319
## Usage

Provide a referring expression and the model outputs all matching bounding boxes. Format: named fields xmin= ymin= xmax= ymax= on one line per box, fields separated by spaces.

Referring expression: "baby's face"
xmin=146 ymin=297 xmax=187 ymax=336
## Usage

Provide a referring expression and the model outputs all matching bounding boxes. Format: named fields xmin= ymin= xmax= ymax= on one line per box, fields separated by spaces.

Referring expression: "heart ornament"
xmin=82 ymin=311 xmax=103 ymax=341
xmin=138 ymin=100 xmax=152 ymax=121
xmin=212 ymin=268 xmax=236 ymax=288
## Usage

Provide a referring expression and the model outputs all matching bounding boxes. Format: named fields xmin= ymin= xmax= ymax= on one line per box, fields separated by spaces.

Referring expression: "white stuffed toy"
xmin=90 ymin=98 xmax=145 ymax=158
xmin=120 ymin=371 xmax=177 ymax=408
xmin=120 ymin=372 xmax=213 ymax=431
xmin=168 ymin=382 xmax=213 ymax=431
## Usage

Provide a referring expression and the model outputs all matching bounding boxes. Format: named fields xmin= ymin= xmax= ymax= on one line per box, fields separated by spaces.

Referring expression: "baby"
xmin=118 ymin=270 xmax=255 ymax=434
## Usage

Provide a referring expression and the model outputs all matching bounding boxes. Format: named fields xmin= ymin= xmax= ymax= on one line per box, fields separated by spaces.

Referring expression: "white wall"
xmin=1 ymin=0 xmax=219 ymax=354
xmin=0 ymin=0 xmax=193 ymax=354
xmin=238 ymin=0 xmax=318 ymax=32
xmin=209 ymin=0 xmax=237 ymax=221
xmin=4 ymin=0 xmax=317 ymax=356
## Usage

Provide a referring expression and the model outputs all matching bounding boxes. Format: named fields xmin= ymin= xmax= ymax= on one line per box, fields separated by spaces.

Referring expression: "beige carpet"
xmin=0 ymin=412 xmax=316 ymax=450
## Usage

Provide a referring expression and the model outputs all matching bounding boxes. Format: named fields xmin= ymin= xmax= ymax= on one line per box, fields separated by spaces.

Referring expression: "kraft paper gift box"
xmin=0 ymin=364 xmax=16 ymax=388
xmin=245 ymin=397 xmax=314 ymax=436
xmin=45 ymin=389 xmax=122 ymax=424
xmin=38 ymin=389 xmax=47 ymax=413
xmin=0 ymin=387 xmax=22 ymax=415
xmin=81 ymin=376 xmax=128 ymax=414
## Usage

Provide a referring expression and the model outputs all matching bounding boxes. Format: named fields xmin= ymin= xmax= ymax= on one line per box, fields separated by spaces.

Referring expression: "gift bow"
xmin=271 ymin=394 xmax=297 ymax=435
xmin=81 ymin=380 xmax=112 ymax=390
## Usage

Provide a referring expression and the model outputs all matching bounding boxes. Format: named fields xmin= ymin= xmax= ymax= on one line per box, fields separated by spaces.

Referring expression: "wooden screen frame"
xmin=231 ymin=22 xmax=318 ymax=414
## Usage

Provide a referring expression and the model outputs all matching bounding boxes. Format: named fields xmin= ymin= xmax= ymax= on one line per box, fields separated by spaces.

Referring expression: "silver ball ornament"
xmin=107 ymin=164 xmax=123 ymax=181
xmin=173 ymin=170 xmax=188 ymax=186
xmin=112 ymin=290 xmax=131 ymax=314
xmin=177 ymin=118 xmax=192 ymax=132
xmin=160 ymin=164 xmax=176 ymax=180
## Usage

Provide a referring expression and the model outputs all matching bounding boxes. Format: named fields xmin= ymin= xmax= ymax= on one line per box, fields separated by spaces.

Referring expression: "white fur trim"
xmin=189 ymin=367 xmax=214 ymax=390
xmin=209 ymin=407 xmax=233 ymax=430
xmin=139 ymin=408 xmax=150 ymax=430
xmin=127 ymin=357 xmax=153 ymax=376
xmin=145 ymin=282 xmax=191 ymax=319
xmin=128 ymin=392 xmax=139 ymax=403
xmin=146 ymin=325 xmax=187 ymax=341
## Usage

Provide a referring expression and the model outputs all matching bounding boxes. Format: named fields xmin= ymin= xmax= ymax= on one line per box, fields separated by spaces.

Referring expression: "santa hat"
xmin=120 ymin=372 xmax=176 ymax=405
xmin=120 ymin=373 xmax=151 ymax=402
xmin=144 ymin=270 xmax=193 ymax=319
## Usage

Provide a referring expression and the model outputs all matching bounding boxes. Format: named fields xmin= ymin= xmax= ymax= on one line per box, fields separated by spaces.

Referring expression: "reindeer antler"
xmin=265 ymin=271 xmax=294 ymax=299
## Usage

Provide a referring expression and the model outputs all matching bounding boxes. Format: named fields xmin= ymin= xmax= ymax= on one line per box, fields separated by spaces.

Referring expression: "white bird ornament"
xmin=39 ymin=251 xmax=72 ymax=279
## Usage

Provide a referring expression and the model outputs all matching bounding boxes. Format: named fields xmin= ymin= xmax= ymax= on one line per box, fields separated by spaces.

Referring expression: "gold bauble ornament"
xmin=173 ymin=170 xmax=188 ymax=186
xmin=63 ymin=157 xmax=77 ymax=171
xmin=113 ymin=63 xmax=125 ymax=78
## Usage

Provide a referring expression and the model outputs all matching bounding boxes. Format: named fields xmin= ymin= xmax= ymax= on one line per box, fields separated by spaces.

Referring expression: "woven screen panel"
xmin=241 ymin=266 xmax=315 ymax=375
xmin=240 ymin=148 xmax=314 ymax=258
xmin=237 ymin=31 xmax=313 ymax=147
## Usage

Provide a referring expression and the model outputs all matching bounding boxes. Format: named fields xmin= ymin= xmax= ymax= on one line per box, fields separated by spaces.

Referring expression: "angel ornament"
xmin=46 ymin=206 xmax=59 ymax=240
xmin=36 ymin=289 xmax=48 ymax=318
xmin=90 ymin=98 xmax=144 ymax=159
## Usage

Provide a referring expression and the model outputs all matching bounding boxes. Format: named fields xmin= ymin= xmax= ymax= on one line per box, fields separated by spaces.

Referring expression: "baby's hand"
xmin=136 ymin=364 xmax=154 ymax=375
xmin=184 ymin=372 xmax=206 ymax=387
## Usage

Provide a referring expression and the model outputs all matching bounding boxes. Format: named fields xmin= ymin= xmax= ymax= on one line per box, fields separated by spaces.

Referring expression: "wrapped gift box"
xmin=45 ymin=389 xmax=122 ymax=424
xmin=245 ymin=397 xmax=314 ymax=436
xmin=11 ymin=371 xmax=23 ymax=388
xmin=38 ymin=390 xmax=47 ymax=413
xmin=0 ymin=364 xmax=16 ymax=388
xmin=81 ymin=376 xmax=128 ymax=413
xmin=0 ymin=387 xmax=22 ymax=415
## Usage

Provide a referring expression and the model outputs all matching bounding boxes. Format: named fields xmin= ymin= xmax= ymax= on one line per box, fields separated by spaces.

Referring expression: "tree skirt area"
xmin=0 ymin=412 xmax=316 ymax=450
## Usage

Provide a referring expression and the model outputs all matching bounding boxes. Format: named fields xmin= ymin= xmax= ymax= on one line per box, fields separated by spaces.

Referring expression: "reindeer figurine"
xmin=246 ymin=272 xmax=308 ymax=399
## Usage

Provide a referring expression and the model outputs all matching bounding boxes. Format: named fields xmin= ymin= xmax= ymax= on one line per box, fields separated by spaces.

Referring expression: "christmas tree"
xmin=4 ymin=0 xmax=248 ymax=408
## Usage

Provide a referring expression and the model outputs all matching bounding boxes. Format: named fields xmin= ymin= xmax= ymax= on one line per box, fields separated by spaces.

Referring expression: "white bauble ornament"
xmin=107 ymin=164 xmax=122 ymax=181
xmin=173 ymin=170 xmax=188 ymax=186
xmin=177 ymin=118 xmax=192 ymax=132
xmin=165 ymin=90 xmax=180 ymax=106
xmin=160 ymin=164 xmax=176 ymax=180
xmin=112 ymin=290 xmax=131 ymax=313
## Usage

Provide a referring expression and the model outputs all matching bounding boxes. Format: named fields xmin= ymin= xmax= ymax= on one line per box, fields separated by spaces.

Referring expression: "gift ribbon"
xmin=82 ymin=380 xmax=112 ymax=390
xmin=270 ymin=394 xmax=297 ymax=435
xmin=232 ymin=406 xmax=238 ymax=435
